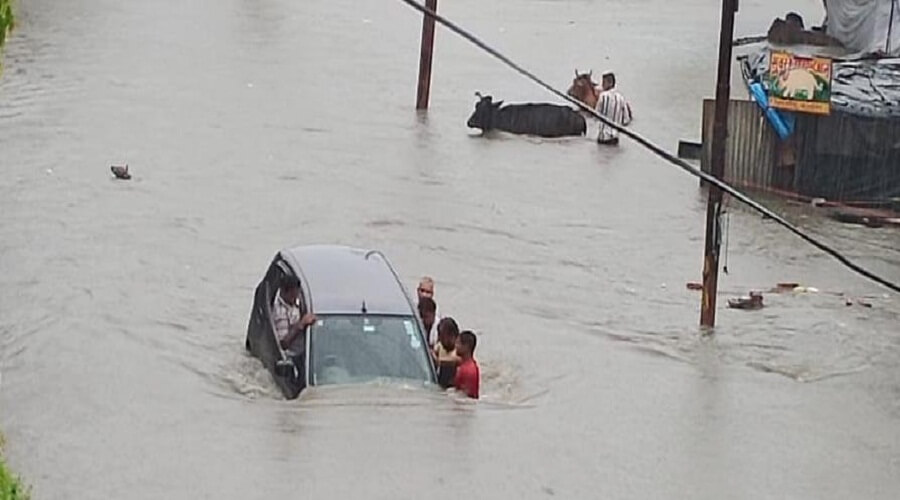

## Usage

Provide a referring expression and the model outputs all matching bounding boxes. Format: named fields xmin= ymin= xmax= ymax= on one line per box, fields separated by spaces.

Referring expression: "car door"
xmin=266 ymin=256 xmax=311 ymax=398
xmin=247 ymin=256 xmax=288 ymax=371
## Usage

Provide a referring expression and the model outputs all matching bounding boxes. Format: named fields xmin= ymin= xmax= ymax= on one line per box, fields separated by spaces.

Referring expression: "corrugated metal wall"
xmin=700 ymin=100 xmax=900 ymax=203
xmin=701 ymin=99 xmax=778 ymax=191
xmin=794 ymin=111 xmax=900 ymax=202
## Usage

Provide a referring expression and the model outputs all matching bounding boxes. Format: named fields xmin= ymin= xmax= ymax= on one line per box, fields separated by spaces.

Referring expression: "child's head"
xmin=456 ymin=330 xmax=477 ymax=358
xmin=417 ymin=297 xmax=437 ymax=326
xmin=437 ymin=317 xmax=459 ymax=349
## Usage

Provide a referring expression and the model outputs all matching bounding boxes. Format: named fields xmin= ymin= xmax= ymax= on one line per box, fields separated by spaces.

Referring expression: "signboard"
xmin=767 ymin=51 xmax=833 ymax=115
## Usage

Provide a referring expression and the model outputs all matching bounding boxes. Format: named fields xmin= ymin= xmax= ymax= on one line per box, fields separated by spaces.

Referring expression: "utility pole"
xmin=700 ymin=0 xmax=738 ymax=328
xmin=415 ymin=0 xmax=438 ymax=110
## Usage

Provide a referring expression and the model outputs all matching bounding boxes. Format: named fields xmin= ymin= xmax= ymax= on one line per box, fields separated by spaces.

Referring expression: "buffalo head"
xmin=467 ymin=92 xmax=503 ymax=131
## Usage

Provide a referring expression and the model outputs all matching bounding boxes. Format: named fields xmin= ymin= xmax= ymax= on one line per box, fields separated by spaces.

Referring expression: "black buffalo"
xmin=466 ymin=93 xmax=586 ymax=138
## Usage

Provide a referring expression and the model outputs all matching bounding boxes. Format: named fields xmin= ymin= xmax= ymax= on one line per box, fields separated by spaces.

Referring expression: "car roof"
xmin=279 ymin=245 xmax=417 ymax=316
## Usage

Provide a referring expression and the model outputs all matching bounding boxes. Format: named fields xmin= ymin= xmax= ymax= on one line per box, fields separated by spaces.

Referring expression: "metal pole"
xmin=887 ymin=0 xmax=897 ymax=54
xmin=415 ymin=0 xmax=438 ymax=110
xmin=700 ymin=0 xmax=737 ymax=328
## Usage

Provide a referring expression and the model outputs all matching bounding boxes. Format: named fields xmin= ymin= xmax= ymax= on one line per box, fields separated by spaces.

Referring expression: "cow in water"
xmin=466 ymin=93 xmax=586 ymax=138
xmin=567 ymin=70 xmax=600 ymax=109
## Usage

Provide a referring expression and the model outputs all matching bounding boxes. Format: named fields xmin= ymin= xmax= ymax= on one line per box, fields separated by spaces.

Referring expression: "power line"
xmin=396 ymin=0 xmax=900 ymax=294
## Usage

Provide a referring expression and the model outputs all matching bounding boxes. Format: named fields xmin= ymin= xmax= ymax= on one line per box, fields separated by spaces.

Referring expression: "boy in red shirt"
xmin=453 ymin=330 xmax=480 ymax=399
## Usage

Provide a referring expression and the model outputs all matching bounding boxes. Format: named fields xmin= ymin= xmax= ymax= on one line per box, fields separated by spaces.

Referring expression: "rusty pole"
xmin=700 ymin=0 xmax=738 ymax=328
xmin=415 ymin=0 xmax=438 ymax=110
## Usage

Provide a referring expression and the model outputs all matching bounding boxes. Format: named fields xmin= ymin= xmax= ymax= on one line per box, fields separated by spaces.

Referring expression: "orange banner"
xmin=768 ymin=51 xmax=832 ymax=115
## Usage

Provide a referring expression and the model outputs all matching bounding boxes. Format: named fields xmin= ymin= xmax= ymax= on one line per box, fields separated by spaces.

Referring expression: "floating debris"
xmin=845 ymin=296 xmax=874 ymax=308
xmin=728 ymin=291 xmax=764 ymax=310
xmin=677 ymin=140 xmax=702 ymax=160
xmin=110 ymin=164 xmax=131 ymax=180
xmin=828 ymin=206 xmax=899 ymax=228
xmin=773 ymin=282 xmax=800 ymax=292
xmin=686 ymin=282 xmax=703 ymax=291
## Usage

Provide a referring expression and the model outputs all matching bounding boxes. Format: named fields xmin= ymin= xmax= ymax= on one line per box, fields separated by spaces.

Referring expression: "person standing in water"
xmin=433 ymin=317 xmax=460 ymax=389
xmin=453 ymin=330 xmax=480 ymax=399
xmin=417 ymin=276 xmax=436 ymax=302
xmin=416 ymin=276 xmax=442 ymax=346
xmin=595 ymin=72 xmax=633 ymax=146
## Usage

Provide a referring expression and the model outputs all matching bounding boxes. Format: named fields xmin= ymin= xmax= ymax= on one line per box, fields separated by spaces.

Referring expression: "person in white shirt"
xmin=595 ymin=72 xmax=633 ymax=146
xmin=416 ymin=276 xmax=441 ymax=344
xmin=272 ymin=278 xmax=316 ymax=353
xmin=417 ymin=276 xmax=435 ymax=303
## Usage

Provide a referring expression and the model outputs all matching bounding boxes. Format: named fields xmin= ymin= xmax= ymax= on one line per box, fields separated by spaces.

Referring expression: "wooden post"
xmin=700 ymin=0 xmax=737 ymax=328
xmin=415 ymin=0 xmax=438 ymax=110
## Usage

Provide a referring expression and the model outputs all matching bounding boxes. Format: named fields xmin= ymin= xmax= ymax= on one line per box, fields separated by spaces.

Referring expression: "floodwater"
xmin=1 ymin=0 xmax=899 ymax=498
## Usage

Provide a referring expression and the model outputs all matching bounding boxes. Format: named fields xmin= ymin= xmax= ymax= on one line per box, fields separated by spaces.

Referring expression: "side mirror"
xmin=275 ymin=359 xmax=297 ymax=378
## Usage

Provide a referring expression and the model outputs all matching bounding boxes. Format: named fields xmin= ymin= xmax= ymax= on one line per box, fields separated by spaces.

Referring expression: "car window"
xmin=310 ymin=315 xmax=433 ymax=386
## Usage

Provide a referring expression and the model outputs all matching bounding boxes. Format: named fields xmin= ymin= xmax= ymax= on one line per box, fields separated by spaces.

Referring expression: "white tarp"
xmin=825 ymin=0 xmax=900 ymax=56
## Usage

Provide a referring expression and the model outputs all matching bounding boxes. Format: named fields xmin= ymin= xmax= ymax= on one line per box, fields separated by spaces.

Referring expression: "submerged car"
xmin=245 ymin=244 xmax=437 ymax=399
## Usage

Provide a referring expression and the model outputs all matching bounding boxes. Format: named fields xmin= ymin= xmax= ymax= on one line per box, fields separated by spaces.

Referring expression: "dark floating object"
xmin=677 ymin=140 xmax=702 ymax=160
xmin=686 ymin=282 xmax=703 ymax=291
xmin=846 ymin=296 xmax=874 ymax=308
xmin=728 ymin=291 xmax=764 ymax=310
xmin=110 ymin=164 xmax=131 ymax=180
xmin=828 ymin=207 xmax=900 ymax=228
xmin=773 ymin=282 xmax=800 ymax=292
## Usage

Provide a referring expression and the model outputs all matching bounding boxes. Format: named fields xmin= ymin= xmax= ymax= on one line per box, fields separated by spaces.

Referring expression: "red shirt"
xmin=454 ymin=357 xmax=480 ymax=399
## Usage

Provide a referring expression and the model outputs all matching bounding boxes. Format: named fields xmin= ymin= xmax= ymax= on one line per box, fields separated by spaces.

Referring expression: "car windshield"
xmin=309 ymin=314 xmax=434 ymax=386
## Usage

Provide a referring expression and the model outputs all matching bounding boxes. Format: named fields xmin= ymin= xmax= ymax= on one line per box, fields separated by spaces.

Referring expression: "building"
xmin=701 ymin=4 xmax=900 ymax=209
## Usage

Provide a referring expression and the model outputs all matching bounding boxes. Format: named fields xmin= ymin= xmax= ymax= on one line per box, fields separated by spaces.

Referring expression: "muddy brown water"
xmin=1 ymin=0 xmax=899 ymax=498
